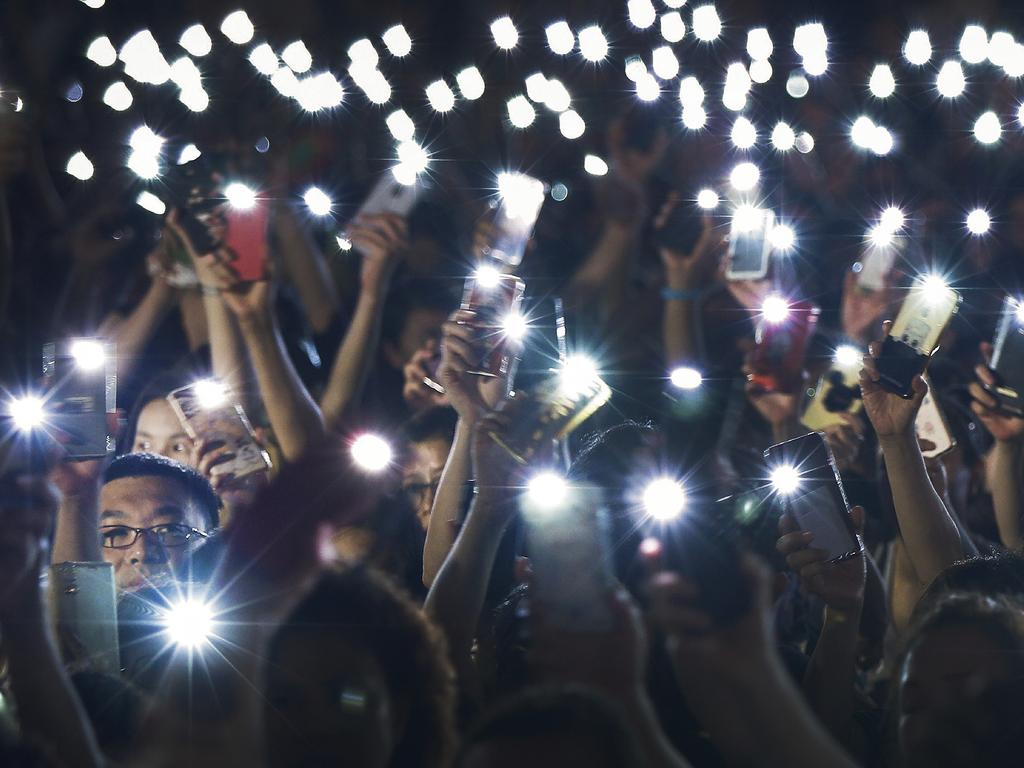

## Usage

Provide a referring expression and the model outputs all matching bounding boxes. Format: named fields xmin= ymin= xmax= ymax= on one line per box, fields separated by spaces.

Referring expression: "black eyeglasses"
xmin=99 ymin=524 xmax=208 ymax=549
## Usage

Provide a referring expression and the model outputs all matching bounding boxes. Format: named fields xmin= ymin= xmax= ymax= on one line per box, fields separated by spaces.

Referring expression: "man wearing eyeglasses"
xmin=53 ymin=452 xmax=220 ymax=592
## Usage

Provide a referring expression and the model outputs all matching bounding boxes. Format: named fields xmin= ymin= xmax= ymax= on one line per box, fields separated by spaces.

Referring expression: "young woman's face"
xmin=131 ymin=399 xmax=195 ymax=466
xmin=265 ymin=631 xmax=397 ymax=768
xmin=899 ymin=623 xmax=1020 ymax=768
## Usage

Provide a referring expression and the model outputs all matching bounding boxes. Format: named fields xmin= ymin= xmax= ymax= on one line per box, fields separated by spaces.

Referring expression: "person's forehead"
xmin=405 ymin=437 xmax=450 ymax=471
xmin=100 ymin=476 xmax=203 ymax=522
xmin=137 ymin=399 xmax=186 ymax=435
xmin=903 ymin=624 xmax=1010 ymax=683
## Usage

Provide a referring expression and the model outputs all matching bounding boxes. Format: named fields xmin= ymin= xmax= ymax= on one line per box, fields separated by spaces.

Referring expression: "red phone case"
xmin=460 ymin=274 xmax=525 ymax=377
xmin=749 ymin=300 xmax=820 ymax=393
xmin=223 ymin=201 xmax=269 ymax=281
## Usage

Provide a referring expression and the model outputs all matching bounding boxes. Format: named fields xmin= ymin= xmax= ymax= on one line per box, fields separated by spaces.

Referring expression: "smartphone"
xmin=521 ymin=486 xmax=614 ymax=631
xmin=726 ymin=208 xmax=774 ymax=281
xmin=50 ymin=562 xmax=120 ymax=675
xmin=490 ymin=173 xmax=546 ymax=267
xmin=876 ymin=279 xmax=961 ymax=398
xmin=459 ymin=272 xmax=526 ymax=378
xmin=764 ymin=432 xmax=860 ymax=563
xmin=489 ymin=369 xmax=611 ymax=465
xmin=42 ymin=339 xmax=116 ymax=460
xmin=165 ymin=153 xmax=224 ymax=254
xmin=654 ymin=197 xmax=704 ymax=255
xmin=421 ymin=348 xmax=445 ymax=395
xmin=167 ymin=381 xmax=271 ymax=480
xmin=801 ymin=351 xmax=864 ymax=431
xmin=749 ymin=300 xmax=820 ymax=393
xmin=223 ymin=197 xmax=269 ymax=281
xmin=509 ymin=295 xmax=567 ymax=395
xmin=358 ymin=173 xmax=423 ymax=218
xmin=856 ymin=237 xmax=902 ymax=292
xmin=160 ymin=228 xmax=200 ymax=288
xmin=987 ymin=296 xmax=1024 ymax=417
xmin=916 ymin=375 xmax=956 ymax=458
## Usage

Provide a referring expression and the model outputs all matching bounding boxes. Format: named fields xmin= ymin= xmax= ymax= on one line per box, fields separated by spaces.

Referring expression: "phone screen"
xmin=358 ymin=174 xmax=423 ymax=218
xmin=889 ymin=283 xmax=960 ymax=355
xmin=42 ymin=339 xmax=116 ymax=460
xmin=857 ymin=239 xmax=901 ymax=292
xmin=727 ymin=208 xmax=773 ymax=279
xmin=521 ymin=487 xmax=614 ymax=631
xmin=491 ymin=173 xmax=546 ymax=267
xmin=765 ymin=432 xmax=859 ymax=562
xmin=223 ymin=201 xmax=269 ymax=282
xmin=654 ymin=200 xmax=704 ymax=255
xmin=750 ymin=301 xmax=820 ymax=393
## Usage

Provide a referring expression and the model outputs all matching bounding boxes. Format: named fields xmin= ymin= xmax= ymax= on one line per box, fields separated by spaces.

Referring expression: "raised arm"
xmin=970 ymin=347 xmax=1024 ymax=549
xmin=320 ymin=213 xmax=407 ymax=429
xmin=1 ymin=471 xmax=102 ymax=768
xmin=270 ymin=202 xmax=339 ymax=335
xmin=860 ymin=324 xmax=964 ymax=585
xmin=422 ymin=310 xmax=510 ymax=586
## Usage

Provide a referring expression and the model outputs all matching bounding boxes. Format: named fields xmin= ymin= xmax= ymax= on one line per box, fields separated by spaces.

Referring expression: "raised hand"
xmin=655 ymin=195 xmax=723 ymax=289
xmin=859 ymin=321 xmax=927 ymax=438
xmin=0 ymin=472 xmax=59 ymax=612
xmin=438 ymin=310 xmax=512 ymax=424
xmin=776 ymin=507 xmax=866 ymax=616
xmin=401 ymin=340 xmax=450 ymax=413
xmin=822 ymin=413 xmax=866 ymax=472
xmin=349 ymin=213 xmax=408 ymax=294
xmin=970 ymin=342 xmax=1024 ymax=443
xmin=743 ymin=356 xmax=802 ymax=434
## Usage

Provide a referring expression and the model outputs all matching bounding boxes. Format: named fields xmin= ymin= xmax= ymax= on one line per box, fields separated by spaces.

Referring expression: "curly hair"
xmin=268 ymin=566 xmax=456 ymax=768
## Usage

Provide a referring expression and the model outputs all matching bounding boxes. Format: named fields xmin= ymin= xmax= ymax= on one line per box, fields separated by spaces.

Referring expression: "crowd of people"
xmin=3 ymin=0 xmax=1024 ymax=766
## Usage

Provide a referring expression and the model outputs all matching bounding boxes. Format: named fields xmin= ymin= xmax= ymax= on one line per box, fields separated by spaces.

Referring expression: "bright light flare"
xmin=220 ymin=11 xmax=255 ymax=45
xmin=282 ymin=41 xmax=312 ymax=73
xmin=135 ymin=191 xmax=166 ymax=215
xmin=660 ymin=13 xmax=685 ymax=44
xmin=66 ymin=151 xmax=94 ymax=181
xmin=1015 ymin=300 xmax=1024 ymax=325
xmin=880 ymin=206 xmax=905 ymax=233
xmin=973 ymin=111 xmax=1002 ymax=145
xmin=643 ymin=478 xmax=687 ymax=521
xmin=919 ymin=274 xmax=952 ymax=304
xmin=248 ymin=44 xmax=279 ymax=75
xmin=652 ymin=46 xmax=679 ymax=80
xmin=180 ymin=24 xmax=212 ymax=57
xmin=559 ymin=110 xmax=585 ymax=139
xmin=474 ymin=264 xmax=502 ymax=289
xmin=729 ymin=161 xmax=760 ymax=191
xmin=456 ymin=67 xmax=485 ymax=100
xmin=525 ymin=472 xmax=569 ymax=510
xmin=959 ymin=25 xmax=989 ymax=65
xmin=303 ymin=187 xmax=333 ymax=216
xmin=681 ymin=105 xmax=707 ymax=130
xmin=770 ymin=465 xmax=801 ymax=495
xmin=543 ymin=79 xmax=571 ymax=112
xmin=502 ymin=313 xmax=529 ymax=341
xmin=560 ymin=355 xmax=599 ymax=396
xmin=351 ymin=434 xmax=393 ymax=472
xmin=224 ymin=182 xmax=257 ymax=210
xmin=507 ymin=96 xmax=535 ymax=128
xmin=851 ymin=116 xmax=876 ymax=149
xmin=193 ymin=379 xmax=228 ymax=409
xmin=426 ymin=80 xmax=456 ymax=112
xmin=936 ymin=60 xmax=966 ymax=98
xmin=163 ymin=599 xmax=214 ymax=648
xmin=348 ymin=39 xmax=379 ymax=68
xmin=70 ymin=339 xmax=105 ymax=371
xmin=491 ymin=16 xmax=519 ymax=49
xmin=966 ymin=208 xmax=991 ymax=235
xmin=670 ymin=367 xmax=703 ymax=390
xmin=678 ymin=76 xmax=705 ymax=108
xmin=868 ymin=225 xmax=893 ymax=248
xmin=747 ymin=28 xmax=773 ymax=60
xmin=386 ymin=110 xmax=415 ymax=142
xmin=786 ymin=72 xmax=809 ymax=98
xmin=691 ymin=4 xmax=722 ymax=42
xmin=749 ymin=59 xmax=773 ymax=84
xmin=904 ymin=30 xmax=932 ymax=65
xmin=382 ymin=24 xmax=412 ymax=57
xmin=834 ymin=345 xmax=862 ymax=369
xmin=869 ymin=64 xmax=896 ymax=98
xmin=769 ymin=222 xmax=796 ymax=251
xmin=696 ymin=189 xmax=719 ymax=209
xmin=730 ymin=116 xmax=757 ymax=149
xmin=545 ymin=21 xmax=575 ymax=55
xmin=771 ymin=121 xmax=796 ymax=151
xmin=584 ymin=155 xmax=608 ymax=176
xmin=628 ymin=0 xmax=657 ymax=29
xmin=8 ymin=396 xmax=46 ymax=432
xmin=761 ymin=295 xmax=790 ymax=324
xmin=86 ymin=36 xmax=117 ymax=67
xmin=578 ymin=25 xmax=609 ymax=62
xmin=871 ymin=126 xmax=894 ymax=156
xmin=102 ymin=81 xmax=133 ymax=111
xmin=636 ymin=73 xmax=660 ymax=101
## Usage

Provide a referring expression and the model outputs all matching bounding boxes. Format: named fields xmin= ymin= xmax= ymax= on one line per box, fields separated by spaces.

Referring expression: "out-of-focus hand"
xmin=655 ymin=196 xmax=723 ymax=289
xmin=194 ymin=434 xmax=269 ymax=512
xmin=742 ymin=358 xmax=802 ymax=429
xmin=970 ymin=342 xmax=1024 ymax=443
xmin=647 ymin=552 xmax=776 ymax=682
xmin=841 ymin=270 xmax=893 ymax=344
xmin=725 ymin=277 xmax=773 ymax=315
xmin=606 ymin=116 xmax=670 ymax=188
xmin=529 ymin=585 xmax=646 ymax=699
xmin=438 ymin=310 xmax=512 ymax=424
xmin=859 ymin=321 xmax=927 ymax=439
xmin=776 ymin=507 xmax=866 ymax=616
xmin=402 ymin=340 xmax=450 ymax=413
xmin=350 ymin=213 xmax=408 ymax=294
xmin=471 ymin=402 xmax=527 ymax=503
xmin=0 ymin=473 xmax=59 ymax=615
xmin=823 ymin=413 xmax=866 ymax=472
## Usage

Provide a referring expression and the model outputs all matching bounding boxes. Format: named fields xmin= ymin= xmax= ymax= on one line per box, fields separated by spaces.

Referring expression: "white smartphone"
xmin=857 ymin=238 xmax=902 ymax=292
xmin=520 ymin=485 xmax=614 ymax=631
xmin=490 ymin=172 xmax=546 ymax=267
xmin=726 ymin=208 xmax=774 ymax=281
xmin=916 ymin=375 xmax=956 ymax=458
xmin=357 ymin=173 xmax=423 ymax=218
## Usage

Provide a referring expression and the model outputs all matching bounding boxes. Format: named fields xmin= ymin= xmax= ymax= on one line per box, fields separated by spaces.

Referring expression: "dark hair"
xmin=381 ymin=278 xmax=458 ymax=346
xmin=102 ymin=453 xmax=220 ymax=530
xmin=403 ymin=406 xmax=458 ymax=446
xmin=569 ymin=420 xmax=659 ymax=490
xmin=269 ymin=566 xmax=456 ymax=768
xmin=455 ymin=686 xmax=643 ymax=768
xmin=913 ymin=553 xmax=1024 ymax=624
xmin=117 ymin=370 xmax=195 ymax=455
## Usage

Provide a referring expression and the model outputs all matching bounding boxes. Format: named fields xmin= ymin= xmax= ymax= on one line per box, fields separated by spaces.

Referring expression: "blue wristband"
xmin=661 ymin=287 xmax=701 ymax=301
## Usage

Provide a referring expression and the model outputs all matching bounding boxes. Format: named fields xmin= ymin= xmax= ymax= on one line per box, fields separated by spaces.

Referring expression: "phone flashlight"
xmin=670 ymin=367 xmax=703 ymax=390
xmin=351 ymin=433 xmax=393 ymax=472
xmin=559 ymin=355 xmax=600 ymax=396
xmin=920 ymin=274 xmax=952 ymax=305
xmin=163 ymin=598 xmax=215 ymax=648
xmin=223 ymin=182 xmax=257 ymax=210
xmin=834 ymin=345 xmax=862 ymax=369
xmin=70 ymin=339 xmax=106 ymax=372
xmin=193 ymin=379 xmax=228 ymax=410
xmin=643 ymin=478 xmax=686 ymax=521
xmin=1015 ymin=300 xmax=1024 ymax=325
xmin=770 ymin=465 xmax=801 ymax=495
xmin=526 ymin=472 xmax=570 ymax=510
xmin=761 ymin=295 xmax=791 ymax=324
xmin=8 ymin=395 xmax=46 ymax=432
xmin=474 ymin=264 xmax=503 ymax=289
xmin=502 ymin=313 xmax=529 ymax=342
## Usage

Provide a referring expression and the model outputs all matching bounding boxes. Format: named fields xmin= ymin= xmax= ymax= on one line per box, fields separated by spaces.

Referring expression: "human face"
xmin=266 ymin=631 xmax=397 ymax=768
xmin=899 ymin=623 xmax=1022 ymax=768
xmin=385 ymin=307 xmax=448 ymax=370
xmin=99 ymin=476 xmax=209 ymax=592
xmin=402 ymin=437 xmax=450 ymax=530
xmin=132 ymin=399 xmax=195 ymax=466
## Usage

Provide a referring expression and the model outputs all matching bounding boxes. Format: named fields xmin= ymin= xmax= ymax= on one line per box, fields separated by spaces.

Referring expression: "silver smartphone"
xmin=726 ymin=207 xmax=774 ymax=280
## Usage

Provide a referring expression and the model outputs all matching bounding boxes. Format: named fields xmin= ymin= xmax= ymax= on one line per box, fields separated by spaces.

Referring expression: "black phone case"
xmin=876 ymin=336 xmax=930 ymax=399
xmin=654 ymin=205 xmax=703 ymax=255
xmin=990 ymin=306 xmax=1024 ymax=417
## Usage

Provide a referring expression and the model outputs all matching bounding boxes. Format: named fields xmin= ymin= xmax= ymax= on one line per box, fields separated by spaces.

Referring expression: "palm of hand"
xmin=862 ymin=386 xmax=916 ymax=436
xmin=981 ymin=412 xmax=1024 ymax=442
